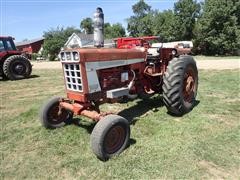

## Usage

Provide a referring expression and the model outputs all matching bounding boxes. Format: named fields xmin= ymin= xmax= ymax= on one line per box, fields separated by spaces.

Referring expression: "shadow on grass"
xmin=68 ymin=97 xmax=199 ymax=133
xmin=70 ymin=118 xmax=96 ymax=134
xmin=68 ymin=96 xmax=165 ymax=133
xmin=29 ymin=74 xmax=40 ymax=79
xmin=0 ymin=74 xmax=40 ymax=81
xmin=167 ymin=100 xmax=200 ymax=117
xmin=118 ymin=96 xmax=164 ymax=125
xmin=128 ymin=138 xmax=136 ymax=146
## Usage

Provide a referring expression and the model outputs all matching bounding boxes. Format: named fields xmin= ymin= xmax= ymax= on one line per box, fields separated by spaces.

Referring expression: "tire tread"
xmin=163 ymin=56 xmax=198 ymax=116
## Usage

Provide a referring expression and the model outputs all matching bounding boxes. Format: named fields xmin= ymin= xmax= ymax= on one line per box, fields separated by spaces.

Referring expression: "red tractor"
xmin=40 ymin=36 xmax=198 ymax=160
xmin=40 ymin=6 xmax=197 ymax=161
xmin=0 ymin=36 xmax=32 ymax=80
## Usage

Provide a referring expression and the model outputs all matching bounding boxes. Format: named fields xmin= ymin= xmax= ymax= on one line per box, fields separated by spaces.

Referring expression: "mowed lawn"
xmin=0 ymin=68 xmax=239 ymax=179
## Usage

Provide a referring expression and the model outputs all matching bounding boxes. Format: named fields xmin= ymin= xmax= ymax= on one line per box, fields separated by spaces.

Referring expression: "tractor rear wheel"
xmin=40 ymin=97 xmax=73 ymax=129
xmin=3 ymin=55 xmax=32 ymax=80
xmin=163 ymin=55 xmax=198 ymax=116
xmin=90 ymin=115 xmax=130 ymax=161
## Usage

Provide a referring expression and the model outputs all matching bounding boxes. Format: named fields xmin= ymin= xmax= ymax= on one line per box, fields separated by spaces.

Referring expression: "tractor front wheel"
xmin=163 ymin=55 xmax=198 ymax=116
xmin=40 ymin=97 xmax=73 ymax=129
xmin=90 ymin=115 xmax=130 ymax=161
xmin=3 ymin=55 xmax=32 ymax=80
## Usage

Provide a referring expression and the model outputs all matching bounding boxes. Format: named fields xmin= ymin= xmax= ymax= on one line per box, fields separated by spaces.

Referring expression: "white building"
xmin=64 ymin=33 xmax=115 ymax=49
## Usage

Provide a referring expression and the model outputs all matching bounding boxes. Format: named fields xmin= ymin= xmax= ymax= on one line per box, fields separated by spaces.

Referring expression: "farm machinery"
xmin=115 ymin=36 xmax=191 ymax=56
xmin=40 ymin=8 xmax=198 ymax=160
xmin=0 ymin=36 xmax=32 ymax=80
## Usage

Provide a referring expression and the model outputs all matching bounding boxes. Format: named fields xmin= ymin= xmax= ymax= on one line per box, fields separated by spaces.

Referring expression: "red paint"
xmin=0 ymin=36 xmax=21 ymax=61
xmin=58 ymin=36 xmax=179 ymax=121
xmin=16 ymin=39 xmax=44 ymax=54
xmin=115 ymin=36 xmax=160 ymax=49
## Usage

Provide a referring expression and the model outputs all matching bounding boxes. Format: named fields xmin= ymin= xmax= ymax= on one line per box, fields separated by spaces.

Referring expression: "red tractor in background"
xmin=0 ymin=36 xmax=32 ymax=80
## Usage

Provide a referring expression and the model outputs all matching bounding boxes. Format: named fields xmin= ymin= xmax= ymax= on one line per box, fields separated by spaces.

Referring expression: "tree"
xmin=194 ymin=0 xmax=240 ymax=55
xmin=80 ymin=18 xmax=93 ymax=34
xmin=127 ymin=0 xmax=154 ymax=36
xmin=174 ymin=0 xmax=201 ymax=40
xmin=153 ymin=10 xmax=177 ymax=42
xmin=43 ymin=26 xmax=81 ymax=61
xmin=132 ymin=0 xmax=151 ymax=17
xmin=104 ymin=23 xmax=126 ymax=39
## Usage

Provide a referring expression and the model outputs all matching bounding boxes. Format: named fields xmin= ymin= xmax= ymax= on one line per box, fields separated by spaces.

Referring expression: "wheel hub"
xmin=183 ymin=67 xmax=196 ymax=102
xmin=185 ymin=76 xmax=194 ymax=94
xmin=15 ymin=64 xmax=24 ymax=74
xmin=104 ymin=125 xmax=125 ymax=154
xmin=49 ymin=105 xmax=68 ymax=124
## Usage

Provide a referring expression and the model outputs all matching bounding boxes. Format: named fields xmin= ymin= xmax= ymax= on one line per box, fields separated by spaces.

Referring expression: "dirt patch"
xmin=32 ymin=61 xmax=62 ymax=69
xmin=32 ymin=59 xmax=240 ymax=70
xmin=199 ymin=160 xmax=240 ymax=179
xmin=196 ymin=59 xmax=240 ymax=70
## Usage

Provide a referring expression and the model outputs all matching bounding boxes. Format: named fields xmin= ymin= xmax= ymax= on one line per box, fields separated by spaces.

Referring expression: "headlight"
xmin=60 ymin=52 xmax=65 ymax=61
xmin=172 ymin=49 xmax=177 ymax=55
xmin=66 ymin=52 xmax=71 ymax=61
xmin=73 ymin=52 xmax=79 ymax=61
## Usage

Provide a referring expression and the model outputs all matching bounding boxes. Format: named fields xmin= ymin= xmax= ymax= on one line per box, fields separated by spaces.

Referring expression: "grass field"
xmin=1 ymin=68 xmax=239 ymax=179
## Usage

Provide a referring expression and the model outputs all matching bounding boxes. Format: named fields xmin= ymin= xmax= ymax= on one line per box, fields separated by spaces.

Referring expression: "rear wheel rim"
xmin=183 ymin=66 xmax=196 ymax=102
xmin=104 ymin=125 xmax=126 ymax=154
xmin=12 ymin=62 xmax=26 ymax=75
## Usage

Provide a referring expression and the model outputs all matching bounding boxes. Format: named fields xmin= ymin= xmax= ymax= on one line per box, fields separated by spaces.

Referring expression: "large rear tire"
xmin=3 ymin=55 xmax=32 ymax=80
xmin=40 ymin=97 xmax=73 ymax=129
xmin=90 ymin=115 xmax=130 ymax=161
xmin=163 ymin=55 xmax=198 ymax=116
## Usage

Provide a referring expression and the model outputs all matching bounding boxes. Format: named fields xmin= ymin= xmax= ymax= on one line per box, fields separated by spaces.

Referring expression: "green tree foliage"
xmin=104 ymin=23 xmax=126 ymax=39
xmin=127 ymin=0 xmax=154 ymax=36
xmin=174 ymin=0 xmax=201 ymax=40
xmin=153 ymin=10 xmax=177 ymax=42
xmin=194 ymin=0 xmax=240 ymax=55
xmin=132 ymin=0 xmax=151 ymax=17
xmin=80 ymin=18 xmax=94 ymax=34
xmin=43 ymin=27 xmax=81 ymax=61
xmin=128 ymin=0 xmax=200 ymax=39
xmin=42 ymin=0 xmax=239 ymax=56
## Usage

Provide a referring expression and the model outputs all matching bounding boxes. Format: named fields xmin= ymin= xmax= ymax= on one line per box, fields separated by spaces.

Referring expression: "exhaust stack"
xmin=93 ymin=7 xmax=104 ymax=48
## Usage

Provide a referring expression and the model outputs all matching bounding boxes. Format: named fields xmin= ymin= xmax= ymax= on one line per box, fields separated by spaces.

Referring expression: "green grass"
xmin=194 ymin=55 xmax=240 ymax=60
xmin=1 ymin=69 xmax=240 ymax=179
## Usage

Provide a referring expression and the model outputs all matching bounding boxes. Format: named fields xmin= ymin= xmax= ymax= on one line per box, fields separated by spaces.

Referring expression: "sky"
xmin=1 ymin=0 xmax=179 ymax=42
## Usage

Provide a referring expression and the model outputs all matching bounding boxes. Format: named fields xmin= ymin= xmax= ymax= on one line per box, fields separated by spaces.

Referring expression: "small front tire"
xmin=90 ymin=115 xmax=130 ymax=161
xmin=40 ymin=97 xmax=73 ymax=129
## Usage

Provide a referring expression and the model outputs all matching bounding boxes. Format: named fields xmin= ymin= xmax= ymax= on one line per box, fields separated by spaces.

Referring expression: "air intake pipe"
xmin=93 ymin=7 xmax=104 ymax=47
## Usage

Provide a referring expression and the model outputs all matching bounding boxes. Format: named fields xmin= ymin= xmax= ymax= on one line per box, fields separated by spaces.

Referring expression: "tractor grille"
xmin=63 ymin=63 xmax=83 ymax=92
